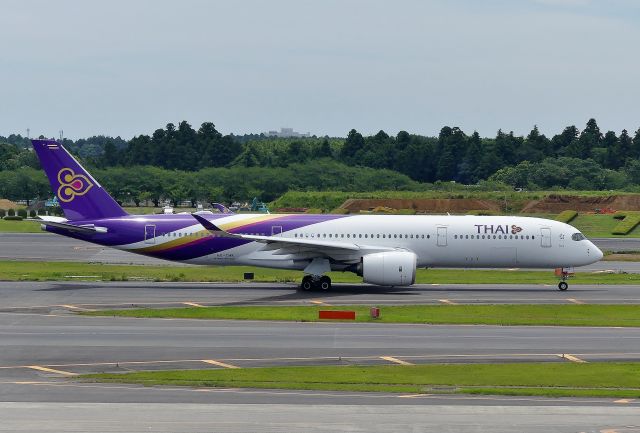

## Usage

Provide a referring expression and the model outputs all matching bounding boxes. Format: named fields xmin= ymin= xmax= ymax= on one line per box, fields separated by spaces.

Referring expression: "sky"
xmin=1 ymin=0 xmax=639 ymax=140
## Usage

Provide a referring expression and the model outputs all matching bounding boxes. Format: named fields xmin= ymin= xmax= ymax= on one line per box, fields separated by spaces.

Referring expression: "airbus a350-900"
xmin=30 ymin=139 xmax=603 ymax=291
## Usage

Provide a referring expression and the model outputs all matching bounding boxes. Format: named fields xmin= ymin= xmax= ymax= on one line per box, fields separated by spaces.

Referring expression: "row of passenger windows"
xmin=158 ymin=232 xmax=534 ymax=241
xmin=454 ymin=234 xmax=534 ymax=240
xmin=159 ymin=232 xmax=265 ymax=238
xmin=294 ymin=233 xmax=431 ymax=239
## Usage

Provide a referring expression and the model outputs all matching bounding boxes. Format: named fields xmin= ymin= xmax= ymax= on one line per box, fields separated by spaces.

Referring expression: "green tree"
xmin=341 ymin=129 xmax=365 ymax=163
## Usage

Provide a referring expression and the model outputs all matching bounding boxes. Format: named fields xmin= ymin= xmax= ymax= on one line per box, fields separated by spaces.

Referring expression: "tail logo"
xmin=57 ymin=168 xmax=94 ymax=203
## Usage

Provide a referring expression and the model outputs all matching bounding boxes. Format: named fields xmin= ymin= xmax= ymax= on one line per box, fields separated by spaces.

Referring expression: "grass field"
xmin=0 ymin=219 xmax=41 ymax=233
xmin=80 ymin=362 xmax=640 ymax=398
xmin=2 ymin=260 xmax=640 ymax=284
xmin=84 ymin=304 xmax=640 ymax=327
xmin=571 ymin=214 xmax=640 ymax=238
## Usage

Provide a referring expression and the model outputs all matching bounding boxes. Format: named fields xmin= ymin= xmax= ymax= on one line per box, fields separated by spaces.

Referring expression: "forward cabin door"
xmin=540 ymin=227 xmax=552 ymax=248
xmin=437 ymin=227 xmax=447 ymax=246
xmin=144 ymin=224 xmax=156 ymax=244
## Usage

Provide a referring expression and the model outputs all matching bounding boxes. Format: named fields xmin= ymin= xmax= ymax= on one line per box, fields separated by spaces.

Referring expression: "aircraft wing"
xmin=191 ymin=213 xmax=392 ymax=262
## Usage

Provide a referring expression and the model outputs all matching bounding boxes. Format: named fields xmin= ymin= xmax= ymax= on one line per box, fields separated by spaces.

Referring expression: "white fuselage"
xmin=173 ymin=215 xmax=602 ymax=270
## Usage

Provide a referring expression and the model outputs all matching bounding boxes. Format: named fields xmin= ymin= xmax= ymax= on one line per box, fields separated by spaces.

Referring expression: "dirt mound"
xmin=522 ymin=194 xmax=640 ymax=213
xmin=0 ymin=199 xmax=18 ymax=210
xmin=340 ymin=198 xmax=502 ymax=214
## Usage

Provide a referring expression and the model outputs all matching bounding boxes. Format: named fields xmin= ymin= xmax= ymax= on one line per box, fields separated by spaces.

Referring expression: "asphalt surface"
xmin=3 ymin=235 xmax=640 ymax=432
xmin=2 ymin=281 xmax=640 ymax=313
xmin=1 ymin=309 xmax=639 ymax=431
xmin=1 ymin=402 xmax=638 ymax=433
xmin=3 ymin=233 xmax=640 ymax=272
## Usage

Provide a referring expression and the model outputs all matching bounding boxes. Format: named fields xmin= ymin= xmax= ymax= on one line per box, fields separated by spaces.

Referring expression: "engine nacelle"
xmin=361 ymin=251 xmax=417 ymax=286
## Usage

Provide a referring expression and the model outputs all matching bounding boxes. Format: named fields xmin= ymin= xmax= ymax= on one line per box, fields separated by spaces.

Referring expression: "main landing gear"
xmin=301 ymin=275 xmax=332 ymax=291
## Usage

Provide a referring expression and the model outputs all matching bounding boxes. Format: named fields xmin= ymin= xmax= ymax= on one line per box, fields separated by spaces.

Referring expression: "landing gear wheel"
xmin=558 ymin=281 xmax=569 ymax=291
xmin=319 ymin=276 xmax=331 ymax=291
xmin=301 ymin=276 xmax=313 ymax=291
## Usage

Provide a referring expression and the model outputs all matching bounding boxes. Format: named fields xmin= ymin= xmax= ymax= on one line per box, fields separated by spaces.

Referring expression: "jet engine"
xmin=360 ymin=251 xmax=417 ymax=286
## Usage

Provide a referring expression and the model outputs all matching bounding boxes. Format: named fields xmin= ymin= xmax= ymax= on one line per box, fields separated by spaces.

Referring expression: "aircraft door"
xmin=437 ymin=227 xmax=447 ymax=247
xmin=271 ymin=226 xmax=282 ymax=236
xmin=540 ymin=227 xmax=551 ymax=248
xmin=144 ymin=225 xmax=156 ymax=244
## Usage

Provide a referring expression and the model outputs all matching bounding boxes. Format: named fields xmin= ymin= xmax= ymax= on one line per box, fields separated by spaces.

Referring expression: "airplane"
xmin=30 ymin=139 xmax=603 ymax=291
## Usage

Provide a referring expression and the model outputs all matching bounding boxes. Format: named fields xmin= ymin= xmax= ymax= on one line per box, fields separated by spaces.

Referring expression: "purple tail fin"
xmin=31 ymin=139 xmax=127 ymax=221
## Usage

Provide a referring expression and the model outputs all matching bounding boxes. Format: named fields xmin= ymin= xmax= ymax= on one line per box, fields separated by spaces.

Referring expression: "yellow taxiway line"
xmin=202 ymin=359 xmax=240 ymax=369
xmin=380 ymin=356 xmax=414 ymax=366
xmin=558 ymin=354 xmax=587 ymax=363
xmin=27 ymin=365 xmax=78 ymax=376
xmin=438 ymin=299 xmax=457 ymax=305
xmin=182 ymin=302 xmax=205 ymax=308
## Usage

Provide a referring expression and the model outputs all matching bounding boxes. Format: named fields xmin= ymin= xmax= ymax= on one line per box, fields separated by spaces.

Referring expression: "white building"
xmin=265 ymin=127 xmax=310 ymax=138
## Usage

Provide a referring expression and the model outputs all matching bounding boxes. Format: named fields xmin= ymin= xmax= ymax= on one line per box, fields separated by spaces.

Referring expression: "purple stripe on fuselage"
xmin=45 ymin=213 xmax=350 ymax=261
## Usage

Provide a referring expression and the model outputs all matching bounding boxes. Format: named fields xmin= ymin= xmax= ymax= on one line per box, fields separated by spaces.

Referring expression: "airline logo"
xmin=57 ymin=168 xmax=94 ymax=202
xmin=474 ymin=224 xmax=523 ymax=235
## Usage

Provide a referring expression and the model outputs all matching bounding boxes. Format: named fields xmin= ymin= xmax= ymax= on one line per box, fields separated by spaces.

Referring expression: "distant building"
xmin=265 ymin=127 xmax=310 ymax=138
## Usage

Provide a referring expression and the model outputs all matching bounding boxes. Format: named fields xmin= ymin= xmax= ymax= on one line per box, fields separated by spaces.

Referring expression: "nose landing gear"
xmin=554 ymin=267 xmax=573 ymax=291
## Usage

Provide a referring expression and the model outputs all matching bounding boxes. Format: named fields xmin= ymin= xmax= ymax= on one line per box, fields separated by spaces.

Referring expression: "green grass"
xmin=2 ymin=260 xmax=640 ymax=284
xmin=84 ymin=304 xmax=640 ymax=327
xmin=80 ymin=362 xmax=640 ymax=398
xmin=0 ymin=219 xmax=42 ymax=233
xmin=570 ymin=214 xmax=640 ymax=237
xmin=612 ymin=212 xmax=640 ymax=235
xmin=555 ymin=210 xmax=578 ymax=223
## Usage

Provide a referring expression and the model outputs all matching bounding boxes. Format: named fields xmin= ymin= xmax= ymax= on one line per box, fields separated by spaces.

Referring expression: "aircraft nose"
xmin=591 ymin=243 xmax=603 ymax=261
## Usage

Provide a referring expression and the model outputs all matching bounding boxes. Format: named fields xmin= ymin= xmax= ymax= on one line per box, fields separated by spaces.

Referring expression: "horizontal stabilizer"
xmin=29 ymin=217 xmax=107 ymax=234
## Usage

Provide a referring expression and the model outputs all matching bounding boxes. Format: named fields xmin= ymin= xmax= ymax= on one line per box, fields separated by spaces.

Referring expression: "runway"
xmin=0 ymin=310 xmax=639 ymax=431
xmin=3 ymin=233 xmax=640 ymax=272
xmin=1 ymin=283 xmax=639 ymax=432
xmin=3 ymin=240 xmax=640 ymax=432
xmin=2 ymin=281 xmax=640 ymax=313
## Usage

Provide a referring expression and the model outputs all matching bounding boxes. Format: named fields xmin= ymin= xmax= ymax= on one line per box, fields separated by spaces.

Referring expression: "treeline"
xmin=0 ymin=161 xmax=426 ymax=205
xmin=3 ymin=118 xmax=640 ymax=203
xmin=75 ymin=118 xmax=640 ymax=187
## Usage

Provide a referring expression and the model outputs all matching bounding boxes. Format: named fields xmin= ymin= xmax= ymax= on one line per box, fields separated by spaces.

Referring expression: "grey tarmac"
xmin=0 ymin=401 xmax=638 ymax=433
xmin=1 ymin=281 xmax=640 ymax=313
xmin=2 ymin=312 xmax=640 ymax=377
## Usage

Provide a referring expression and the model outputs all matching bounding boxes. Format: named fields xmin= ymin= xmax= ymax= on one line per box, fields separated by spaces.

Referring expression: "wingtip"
xmin=191 ymin=213 xmax=221 ymax=231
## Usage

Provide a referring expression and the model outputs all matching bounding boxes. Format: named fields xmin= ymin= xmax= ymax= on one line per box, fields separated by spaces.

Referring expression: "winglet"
xmin=191 ymin=213 xmax=238 ymax=238
xmin=212 ymin=203 xmax=233 ymax=214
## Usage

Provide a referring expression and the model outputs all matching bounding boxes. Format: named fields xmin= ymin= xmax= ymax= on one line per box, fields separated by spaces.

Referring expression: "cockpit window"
xmin=571 ymin=233 xmax=586 ymax=241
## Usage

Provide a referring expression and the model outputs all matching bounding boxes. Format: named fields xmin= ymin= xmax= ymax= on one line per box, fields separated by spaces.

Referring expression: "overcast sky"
xmin=1 ymin=0 xmax=639 ymax=140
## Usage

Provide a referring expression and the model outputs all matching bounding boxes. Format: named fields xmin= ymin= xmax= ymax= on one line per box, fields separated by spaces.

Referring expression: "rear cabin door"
xmin=144 ymin=224 xmax=156 ymax=244
xmin=437 ymin=227 xmax=447 ymax=247
xmin=271 ymin=225 xmax=283 ymax=236
xmin=540 ymin=227 xmax=551 ymax=248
